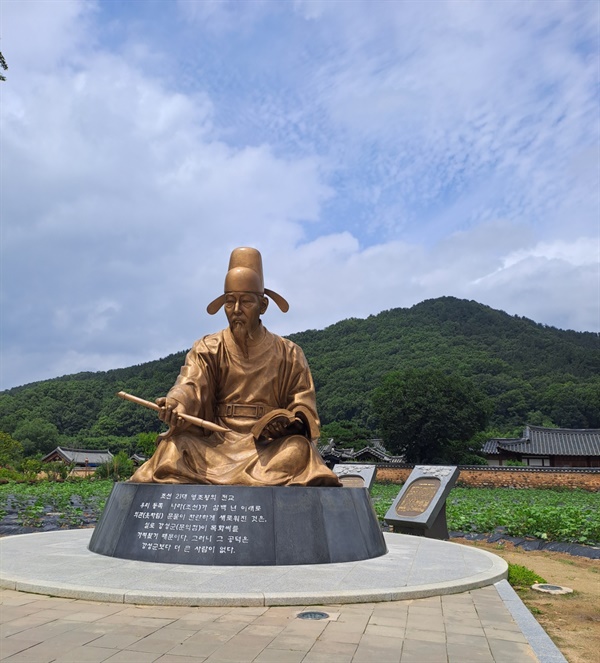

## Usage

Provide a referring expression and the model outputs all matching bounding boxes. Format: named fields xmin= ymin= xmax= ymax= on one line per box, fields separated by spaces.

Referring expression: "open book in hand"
xmin=251 ymin=406 xmax=313 ymax=441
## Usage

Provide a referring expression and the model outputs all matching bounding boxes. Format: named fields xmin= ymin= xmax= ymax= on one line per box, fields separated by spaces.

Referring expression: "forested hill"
xmin=1 ymin=297 xmax=598 ymax=454
xmin=291 ymin=297 xmax=599 ymax=428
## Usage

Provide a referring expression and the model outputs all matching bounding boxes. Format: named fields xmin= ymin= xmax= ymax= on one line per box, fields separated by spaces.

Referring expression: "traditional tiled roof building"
xmin=41 ymin=447 xmax=113 ymax=467
xmin=317 ymin=438 xmax=405 ymax=468
xmin=482 ymin=426 xmax=600 ymax=467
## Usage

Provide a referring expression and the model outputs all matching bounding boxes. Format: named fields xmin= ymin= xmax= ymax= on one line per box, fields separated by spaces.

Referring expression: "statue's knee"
xmin=284 ymin=435 xmax=310 ymax=461
xmin=265 ymin=435 xmax=309 ymax=472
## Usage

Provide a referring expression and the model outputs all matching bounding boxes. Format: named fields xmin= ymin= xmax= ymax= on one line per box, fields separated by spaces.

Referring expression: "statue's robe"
xmin=130 ymin=326 xmax=341 ymax=486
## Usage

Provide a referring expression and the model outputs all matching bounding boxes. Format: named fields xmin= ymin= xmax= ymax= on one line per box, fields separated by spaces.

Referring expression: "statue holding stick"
xmin=126 ymin=247 xmax=341 ymax=487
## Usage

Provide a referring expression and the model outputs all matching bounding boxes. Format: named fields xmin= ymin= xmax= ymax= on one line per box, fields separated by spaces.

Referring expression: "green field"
xmin=0 ymin=481 xmax=598 ymax=545
xmin=0 ymin=480 xmax=113 ymax=528
xmin=370 ymin=484 xmax=600 ymax=545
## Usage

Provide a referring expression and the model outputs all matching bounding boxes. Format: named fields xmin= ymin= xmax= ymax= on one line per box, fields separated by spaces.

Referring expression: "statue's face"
xmin=224 ymin=292 xmax=268 ymax=335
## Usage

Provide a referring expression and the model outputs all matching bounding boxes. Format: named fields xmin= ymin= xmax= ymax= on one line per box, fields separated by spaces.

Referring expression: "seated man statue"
xmin=130 ymin=247 xmax=341 ymax=487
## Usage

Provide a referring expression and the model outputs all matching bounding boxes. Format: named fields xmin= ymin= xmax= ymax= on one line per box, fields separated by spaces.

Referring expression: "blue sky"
xmin=1 ymin=0 xmax=598 ymax=389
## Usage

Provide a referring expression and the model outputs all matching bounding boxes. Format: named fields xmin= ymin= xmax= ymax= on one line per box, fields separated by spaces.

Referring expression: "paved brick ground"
xmin=0 ymin=586 xmax=541 ymax=663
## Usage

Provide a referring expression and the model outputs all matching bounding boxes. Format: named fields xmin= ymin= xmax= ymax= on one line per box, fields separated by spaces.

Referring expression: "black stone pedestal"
xmin=89 ymin=483 xmax=387 ymax=566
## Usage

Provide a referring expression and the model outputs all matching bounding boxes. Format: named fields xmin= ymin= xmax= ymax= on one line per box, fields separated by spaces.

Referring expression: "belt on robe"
xmin=215 ymin=403 xmax=272 ymax=419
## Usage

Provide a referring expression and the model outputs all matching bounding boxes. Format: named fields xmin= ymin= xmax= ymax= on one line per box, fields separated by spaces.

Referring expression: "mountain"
xmin=1 ymin=297 xmax=598 ymax=454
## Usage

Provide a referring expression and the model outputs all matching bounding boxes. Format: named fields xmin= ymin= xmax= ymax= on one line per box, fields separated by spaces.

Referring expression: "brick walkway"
xmin=0 ymin=585 xmax=541 ymax=663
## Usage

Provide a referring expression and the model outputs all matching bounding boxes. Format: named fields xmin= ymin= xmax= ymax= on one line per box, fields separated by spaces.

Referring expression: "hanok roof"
xmin=351 ymin=446 xmax=394 ymax=462
xmin=42 ymin=447 xmax=114 ymax=465
xmin=483 ymin=426 xmax=600 ymax=457
xmin=317 ymin=438 xmax=405 ymax=464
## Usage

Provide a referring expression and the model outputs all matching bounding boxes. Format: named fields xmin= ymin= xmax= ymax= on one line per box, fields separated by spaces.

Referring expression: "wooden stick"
xmin=117 ymin=391 xmax=229 ymax=434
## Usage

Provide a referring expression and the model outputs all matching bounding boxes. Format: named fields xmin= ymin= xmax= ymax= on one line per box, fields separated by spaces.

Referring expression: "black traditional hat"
xmin=206 ymin=247 xmax=289 ymax=314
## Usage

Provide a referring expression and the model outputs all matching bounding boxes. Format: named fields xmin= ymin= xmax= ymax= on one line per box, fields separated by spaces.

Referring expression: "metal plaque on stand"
xmin=333 ymin=464 xmax=377 ymax=490
xmin=384 ymin=465 xmax=459 ymax=539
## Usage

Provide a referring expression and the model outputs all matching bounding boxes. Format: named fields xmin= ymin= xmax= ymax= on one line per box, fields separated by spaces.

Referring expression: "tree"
xmin=0 ymin=431 xmax=23 ymax=467
xmin=372 ymin=369 xmax=491 ymax=464
xmin=0 ymin=51 xmax=7 ymax=82
xmin=319 ymin=421 xmax=372 ymax=450
xmin=135 ymin=432 xmax=158 ymax=458
xmin=13 ymin=419 xmax=59 ymax=456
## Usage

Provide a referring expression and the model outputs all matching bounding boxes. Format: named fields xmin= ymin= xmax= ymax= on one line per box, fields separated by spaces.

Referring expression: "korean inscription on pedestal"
xmin=131 ymin=489 xmax=268 ymax=561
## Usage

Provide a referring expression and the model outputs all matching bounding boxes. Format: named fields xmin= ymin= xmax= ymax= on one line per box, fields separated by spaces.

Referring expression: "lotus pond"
xmin=371 ymin=483 xmax=600 ymax=545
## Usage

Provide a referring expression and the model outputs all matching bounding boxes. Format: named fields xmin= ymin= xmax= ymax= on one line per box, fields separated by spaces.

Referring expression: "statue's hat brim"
xmin=206 ymin=248 xmax=289 ymax=315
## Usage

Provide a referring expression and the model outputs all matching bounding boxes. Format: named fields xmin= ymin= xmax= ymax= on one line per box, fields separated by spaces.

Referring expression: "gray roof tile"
xmin=42 ymin=446 xmax=114 ymax=465
xmin=484 ymin=426 xmax=600 ymax=457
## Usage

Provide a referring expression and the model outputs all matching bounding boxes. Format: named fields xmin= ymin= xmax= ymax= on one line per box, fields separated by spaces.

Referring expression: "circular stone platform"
xmin=0 ymin=529 xmax=507 ymax=606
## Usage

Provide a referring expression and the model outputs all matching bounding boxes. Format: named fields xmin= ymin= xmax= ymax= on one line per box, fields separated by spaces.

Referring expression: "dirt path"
xmin=453 ymin=539 xmax=600 ymax=663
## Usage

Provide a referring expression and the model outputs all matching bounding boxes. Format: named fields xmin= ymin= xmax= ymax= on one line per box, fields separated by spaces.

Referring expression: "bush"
xmin=508 ymin=564 xmax=546 ymax=588
xmin=0 ymin=467 xmax=25 ymax=483
xmin=95 ymin=451 xmax=135 ymax=481
xmin=18 ymin=458 xmax=43 ymax=481
xmin=43 ymin=461 xmax=73 ymax=482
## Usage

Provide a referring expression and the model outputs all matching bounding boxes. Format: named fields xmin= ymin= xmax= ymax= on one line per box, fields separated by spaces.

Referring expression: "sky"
xmin=1 ymin=0 xmax=599 ymax=390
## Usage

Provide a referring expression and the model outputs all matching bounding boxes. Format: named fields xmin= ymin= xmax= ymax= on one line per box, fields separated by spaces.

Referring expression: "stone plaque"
xmin=89 ymin=483 xmax=387 ymax=565
xmin=384 ymin=466 xmax=459 ymax=540
xmin=332 ymin=464 xmax=377 ymax=490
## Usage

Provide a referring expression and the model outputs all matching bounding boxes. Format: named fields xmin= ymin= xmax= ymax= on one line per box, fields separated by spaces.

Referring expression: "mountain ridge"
xmin=1 ymin=297 xmax=598 ymax=454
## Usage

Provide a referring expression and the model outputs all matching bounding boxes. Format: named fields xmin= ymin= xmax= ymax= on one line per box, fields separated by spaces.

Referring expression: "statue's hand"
xmin=156 ymin=397 xmax=190 ymax=431
xmin=262 ymin=414 xmax=304 ymax=439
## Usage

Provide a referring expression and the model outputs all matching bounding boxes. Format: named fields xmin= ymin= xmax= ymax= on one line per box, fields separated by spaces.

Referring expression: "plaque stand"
xmin=390 ymin=504 xmax=449 ymax=539
xmin=89 ymin=483 xmax=387 ymax=566
xmin=383 ymin=466 xmax=460 ymax=540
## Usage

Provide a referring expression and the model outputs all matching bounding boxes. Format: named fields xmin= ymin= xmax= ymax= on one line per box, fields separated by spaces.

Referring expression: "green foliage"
xmin=94 ymin=451 xmax=135 ymax=481
xmin=0 ymin=479 xmax=113 ymax=528
xmin=43 ymin=461 xmax=73 ymax=482
xmin=508 ymin=564 xmax=546 ymax=587
xmin=0 ymin=467 xmax=25 ymax=483
xmin=135 ymin=432 xmax=158 ymax=458
xmin=293 ymin=297 xmax=600 ymax=433
xmin=446 ymin=487 xmax=600 ymax=545
xmin=504 ymin=459 xmax=527 ymax=467
xmin=18 ymin=458 xmax=42 ymax=481
xmin=372 ymin=484 xmax=600 ymax=545
xmin=13 ymin=419 xmax=59 ymax=455
xmin=320 ymin=421 xmax=373 ymax=450
xmin=372 ymin=368 xmax=491 ymax=463
xmin=371 ymin=482 xmax=403 ymax=520
xmin=0 ymin=431 xmax=23 ymax=467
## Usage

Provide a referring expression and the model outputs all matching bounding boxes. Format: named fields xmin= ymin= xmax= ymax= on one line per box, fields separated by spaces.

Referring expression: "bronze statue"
xmin=129 ymin=247 xmax=341 ymax=487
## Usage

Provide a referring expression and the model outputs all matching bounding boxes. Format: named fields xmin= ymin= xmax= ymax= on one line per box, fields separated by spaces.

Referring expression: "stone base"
xmin=89 ymin=483 xmax=387 ymax=566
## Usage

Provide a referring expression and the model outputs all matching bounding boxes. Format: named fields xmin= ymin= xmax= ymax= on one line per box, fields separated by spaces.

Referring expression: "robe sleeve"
xmin=166 ymin=337 xmax=218 ymax=428
xmin=283 ymin=343 xmax=321 ymax=440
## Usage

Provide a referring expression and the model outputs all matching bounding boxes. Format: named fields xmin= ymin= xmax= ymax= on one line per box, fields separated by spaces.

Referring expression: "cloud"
xmin=1 ymin=3 xmax=332 ymax=388
xmin=269 ymin=223 xmax=598 ymax=339
xmin=0 ymin=0 xmax=598 ymax=390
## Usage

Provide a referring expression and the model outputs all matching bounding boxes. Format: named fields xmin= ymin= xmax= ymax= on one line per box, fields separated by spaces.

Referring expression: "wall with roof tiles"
xmin=375 ymin=466 xmax=600 ymax=491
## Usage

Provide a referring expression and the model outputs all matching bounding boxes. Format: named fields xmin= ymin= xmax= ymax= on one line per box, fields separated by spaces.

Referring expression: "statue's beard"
xmin=231 ymin=320 xmax=254 ymax=359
